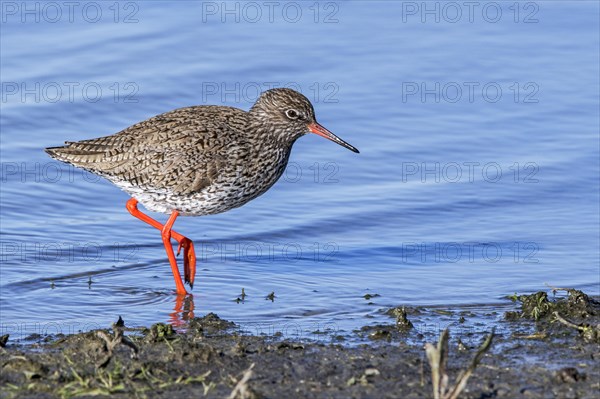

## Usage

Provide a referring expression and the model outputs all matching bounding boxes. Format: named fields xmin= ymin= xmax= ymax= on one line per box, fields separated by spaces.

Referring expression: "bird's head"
xmin=249 ymin=88 xmax=359 ymax=153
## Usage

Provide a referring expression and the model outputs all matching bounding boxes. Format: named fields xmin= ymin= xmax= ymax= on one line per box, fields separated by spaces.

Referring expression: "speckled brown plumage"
xmin=45 ymin=88 xmax=358 ymax=294
xmin=45 ymin=88 xmax=358 ymax=216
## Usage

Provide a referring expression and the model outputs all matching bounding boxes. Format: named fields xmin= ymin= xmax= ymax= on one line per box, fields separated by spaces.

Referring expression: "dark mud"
xmin=1 ymin=288 xmax=599 ymax=399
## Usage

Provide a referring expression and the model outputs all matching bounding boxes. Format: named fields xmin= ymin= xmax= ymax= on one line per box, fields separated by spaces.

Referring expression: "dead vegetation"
xmin=425 ymin=329 xmax=494 ymax=399
xmin=504 ymin=286 xmax=600 ymax=343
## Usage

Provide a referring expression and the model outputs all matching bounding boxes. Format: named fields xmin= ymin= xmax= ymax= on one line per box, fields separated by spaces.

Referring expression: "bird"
xmin=45 ymin=88 xmax=359 ymax=295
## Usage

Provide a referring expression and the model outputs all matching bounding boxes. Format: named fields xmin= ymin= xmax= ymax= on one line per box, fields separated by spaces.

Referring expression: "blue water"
xmin=1 ymin=1 xmax=599 ymax=341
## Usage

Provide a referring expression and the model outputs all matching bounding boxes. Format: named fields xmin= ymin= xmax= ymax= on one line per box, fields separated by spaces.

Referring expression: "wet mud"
xmin=1 ymin=288 xmax=598 ymax=398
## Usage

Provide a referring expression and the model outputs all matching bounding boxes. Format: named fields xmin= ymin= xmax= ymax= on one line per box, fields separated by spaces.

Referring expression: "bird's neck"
xmin=246 ymin=113 xmax=300 ymax=156
xmin=250 ymin=125 xmax=297 ymax=161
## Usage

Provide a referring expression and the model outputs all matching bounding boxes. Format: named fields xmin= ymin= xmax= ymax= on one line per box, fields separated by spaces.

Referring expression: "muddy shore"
xmin=1 ymin=288 xmax=598 ymax=398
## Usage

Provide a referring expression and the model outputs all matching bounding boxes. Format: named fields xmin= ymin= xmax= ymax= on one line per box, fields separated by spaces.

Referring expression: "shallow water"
xmin=1 ymin=1 xmax=599 ymax=340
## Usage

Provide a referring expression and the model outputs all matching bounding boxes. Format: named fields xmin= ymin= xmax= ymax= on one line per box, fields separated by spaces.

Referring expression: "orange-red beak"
xmin=308 ymin=122 xmax=359 ymax=153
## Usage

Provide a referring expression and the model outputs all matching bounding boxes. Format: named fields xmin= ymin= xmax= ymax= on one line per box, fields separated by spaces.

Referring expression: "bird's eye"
xmin=285 ymin=109 xmax=300 ymax=120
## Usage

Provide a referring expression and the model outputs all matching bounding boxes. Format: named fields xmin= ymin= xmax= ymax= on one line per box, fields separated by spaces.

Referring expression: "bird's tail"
xmin=44 ymin=145 xmax=76 ymax=164
xmin=44 ymin=140 xmax=112 ymax=167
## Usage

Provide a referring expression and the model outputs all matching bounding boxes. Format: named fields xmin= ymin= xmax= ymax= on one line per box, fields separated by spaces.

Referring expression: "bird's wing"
xmin=100 ymin=134 xmax=232 ymax=196
xmin=45 ymin=106 xmax=248 ymax=196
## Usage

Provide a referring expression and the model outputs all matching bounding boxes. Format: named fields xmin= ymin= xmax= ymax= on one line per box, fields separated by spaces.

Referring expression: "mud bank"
xmin=1 ymin=288 xmax=599 ymax=398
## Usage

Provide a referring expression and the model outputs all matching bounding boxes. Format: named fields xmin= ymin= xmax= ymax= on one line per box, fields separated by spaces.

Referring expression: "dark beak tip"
xmin=343 ymin=143 xmax=360 ymax=154
xmin=308 ymin=122 xmax=359 ymax=154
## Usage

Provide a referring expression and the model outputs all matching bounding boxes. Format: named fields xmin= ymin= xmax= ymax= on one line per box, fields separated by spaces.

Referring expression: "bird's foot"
xmin=176 ymin=238 xmax=196 ymax=289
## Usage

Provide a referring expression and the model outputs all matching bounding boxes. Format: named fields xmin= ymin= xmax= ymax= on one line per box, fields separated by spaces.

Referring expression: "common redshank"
xmin=45 ymin=88 xmax=359 ymax=295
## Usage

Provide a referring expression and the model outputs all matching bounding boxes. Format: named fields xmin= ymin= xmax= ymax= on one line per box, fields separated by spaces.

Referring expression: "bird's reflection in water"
xmin=169 ymin=294 xmax=195 ymax=327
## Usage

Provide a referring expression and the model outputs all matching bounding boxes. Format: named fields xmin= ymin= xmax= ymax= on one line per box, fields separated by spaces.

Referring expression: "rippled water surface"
xmin=1 ymin=1 xmax=599 ymax=340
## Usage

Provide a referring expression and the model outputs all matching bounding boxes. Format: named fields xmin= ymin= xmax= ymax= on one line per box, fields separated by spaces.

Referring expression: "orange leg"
xmin=126 ymin=198 xmax=197 ymax=294
xmin=161 ymin=210 xmax=187 ymax=295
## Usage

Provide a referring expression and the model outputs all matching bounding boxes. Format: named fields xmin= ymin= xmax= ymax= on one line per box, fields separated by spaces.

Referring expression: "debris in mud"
xmin=96 ymin=317 xmax=138 ymax=368
xmin=365 ymin=326 xmax=393 ymax=341
xmin=188 ymin=312 xmax=236 ymax=336
xmin=510 ymin=288 xmax=599 ymax=321
xmin=276 ymin=342 xmax=304 ymax=350
xmin=361 ymin=306 xmax=415 ymax=338
xmin=143 ymin=323 xmax=177 ymax=342
xmin=235 ymin=288 xmax=247 ymax=303
xmin=553 ymin=311 xmax=600 ymax=343
xmin=425 ymin=328 xmax=494 ymax=399
xmin=363 ymin=293 xmax=380 ymax=300
xmin=358 ymin=317 xmax=414 ymax=341
xmin=227 ymin=363 xmax=258 ymax=399
xmin=346 ymin=367 xmax=380 ymax=386
xmin=518 ymin=291 xmax=553 ymax=320
xmin=555 ymin=367 xmax=586 ymax=384
xmin=504 ymin=287 xmax=600 ymax=343
xmin=390 ymin=306 xmax=414 ymax=331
